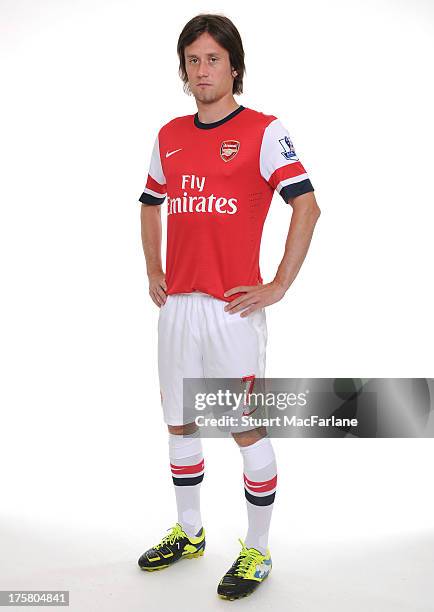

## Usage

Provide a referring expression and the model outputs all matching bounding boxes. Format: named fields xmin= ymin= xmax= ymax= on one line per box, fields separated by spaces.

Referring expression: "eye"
xmin=189 ymin=58 xmax=198 ymax=64
xmin=210 ymin=57 xmax=218 ymax=62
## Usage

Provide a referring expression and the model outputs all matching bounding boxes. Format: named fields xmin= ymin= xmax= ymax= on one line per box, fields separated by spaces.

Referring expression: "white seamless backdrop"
xmin=0 ymin=1 xmax=433 ymax=611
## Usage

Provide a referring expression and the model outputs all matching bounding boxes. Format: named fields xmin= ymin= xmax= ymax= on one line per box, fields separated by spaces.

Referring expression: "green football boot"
xmin=217 ymin=538 xmax=272 ymax=600
xmin=138 ymin=523 xmax=205 ymax=571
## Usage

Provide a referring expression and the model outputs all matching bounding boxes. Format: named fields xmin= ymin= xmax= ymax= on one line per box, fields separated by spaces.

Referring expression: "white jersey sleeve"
xmin=260 ymin=118 xmax=314 ymax=204
xmin=138 ymin=131 xmax=167 ymax=205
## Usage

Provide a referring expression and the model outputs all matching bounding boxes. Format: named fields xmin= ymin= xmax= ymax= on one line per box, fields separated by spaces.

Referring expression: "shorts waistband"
xmin=174 ymin=291 xmax=211 ymax=297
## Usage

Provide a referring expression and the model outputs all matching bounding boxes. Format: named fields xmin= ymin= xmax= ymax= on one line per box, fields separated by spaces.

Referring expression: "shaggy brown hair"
xmin=177 ymin=14 xmax=246 ymax=95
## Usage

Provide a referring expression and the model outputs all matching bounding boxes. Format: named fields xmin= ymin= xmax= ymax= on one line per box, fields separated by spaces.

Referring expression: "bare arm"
xmin=140 ymin=204 xmax=167 ymax=307
xmin=273 ymin=191 xmax=321 ymax=292
xmin=224 ymin=191 xmax=321 ymax=315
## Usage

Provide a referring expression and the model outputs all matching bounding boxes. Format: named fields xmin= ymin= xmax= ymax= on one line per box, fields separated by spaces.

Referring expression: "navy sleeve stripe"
xmin=139 ymin=192 xmax=165 ymax=205
xmin=279 ymin=179 xmax=314 ymax=204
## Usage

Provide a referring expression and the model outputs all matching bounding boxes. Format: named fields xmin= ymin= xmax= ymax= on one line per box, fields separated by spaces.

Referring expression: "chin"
xmin=196 ymin=92 xmax=215 ymax=103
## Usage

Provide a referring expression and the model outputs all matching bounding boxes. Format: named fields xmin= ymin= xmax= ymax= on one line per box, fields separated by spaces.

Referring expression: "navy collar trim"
xmin=194 ymin=105 xmax=245 ymax=130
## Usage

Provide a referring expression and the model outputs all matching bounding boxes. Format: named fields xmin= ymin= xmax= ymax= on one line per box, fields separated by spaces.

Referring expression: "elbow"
xmin=309 ymin=194 xmax=321 ymax=221
xmin=305 ymin=200 xmax=321 ymax=222
xmin=310 ymin=193 xmax=321 ymax=219
xmin=305 ymin=201 xmax=321 ymax=228
xmin=291 ymin=191 xmax=321 ymax=220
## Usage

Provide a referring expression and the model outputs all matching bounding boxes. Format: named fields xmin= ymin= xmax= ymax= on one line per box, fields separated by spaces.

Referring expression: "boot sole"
xmin=217 ymin=569 xmax=271 ymax=600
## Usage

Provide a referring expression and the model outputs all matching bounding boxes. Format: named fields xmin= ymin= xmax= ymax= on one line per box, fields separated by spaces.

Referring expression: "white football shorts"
xmin=158 ymin=291 xmax=268 ymax=426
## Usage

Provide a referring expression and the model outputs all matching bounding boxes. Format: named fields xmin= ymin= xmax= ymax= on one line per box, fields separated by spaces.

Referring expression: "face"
xmin=184 ymin=32 xmax=237 ymax=103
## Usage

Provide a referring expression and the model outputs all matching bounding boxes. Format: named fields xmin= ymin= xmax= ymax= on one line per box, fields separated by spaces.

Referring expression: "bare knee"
xmin=167 ymin=422 xmax=198 ymax=436
xmin=232 ymin=426 xmax=267 ymax=447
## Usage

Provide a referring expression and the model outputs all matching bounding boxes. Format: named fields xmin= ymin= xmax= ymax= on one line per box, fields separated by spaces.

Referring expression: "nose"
xmin=196 ymin=60 xmax=209 ymax=78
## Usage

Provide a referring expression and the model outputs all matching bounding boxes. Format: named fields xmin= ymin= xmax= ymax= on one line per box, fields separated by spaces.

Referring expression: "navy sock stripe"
xmin=244 ymin=488 xmax=276 ymax=506
xmin=172 ymin=474 xmax=204 ymax=487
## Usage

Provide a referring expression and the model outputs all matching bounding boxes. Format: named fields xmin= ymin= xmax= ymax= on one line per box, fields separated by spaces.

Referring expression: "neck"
xmin=195 ymin=94 xmax=240 ymax=124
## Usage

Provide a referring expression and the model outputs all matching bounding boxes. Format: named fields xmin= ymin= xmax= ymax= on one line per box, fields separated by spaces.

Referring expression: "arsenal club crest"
xmin=220 ymin=140 xmax=240 ymax=162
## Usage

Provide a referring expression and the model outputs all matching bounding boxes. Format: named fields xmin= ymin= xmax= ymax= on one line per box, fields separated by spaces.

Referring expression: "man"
xmin=137 ymin=13 xmax=320 ymax=601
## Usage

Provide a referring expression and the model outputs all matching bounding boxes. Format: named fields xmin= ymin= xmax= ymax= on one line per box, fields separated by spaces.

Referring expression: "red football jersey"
xmin=139 ymin=105 xmax=314 ymax=302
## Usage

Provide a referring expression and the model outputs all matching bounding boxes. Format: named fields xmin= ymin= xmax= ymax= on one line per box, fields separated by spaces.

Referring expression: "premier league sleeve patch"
xmin=279 ymin=135 xmax=299 ymax=161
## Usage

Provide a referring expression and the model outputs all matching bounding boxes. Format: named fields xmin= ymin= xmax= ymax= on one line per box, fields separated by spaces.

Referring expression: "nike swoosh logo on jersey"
xmin=166 ymin=148 xmax=182 ymax=158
